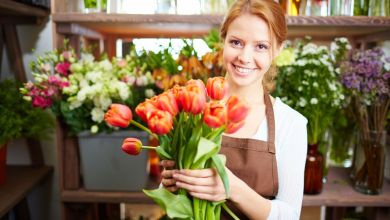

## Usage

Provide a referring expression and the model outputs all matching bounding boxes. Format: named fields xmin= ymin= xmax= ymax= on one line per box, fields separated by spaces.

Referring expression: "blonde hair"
xmin=220 ymin=0 xmax=287 ymax=92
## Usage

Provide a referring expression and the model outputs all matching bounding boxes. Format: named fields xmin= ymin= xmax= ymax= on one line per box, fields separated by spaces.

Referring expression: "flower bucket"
xmin=77 ymin=130 xmax=149 ymax=191
xmin=0 ymin=144 xmax=7 ymax=186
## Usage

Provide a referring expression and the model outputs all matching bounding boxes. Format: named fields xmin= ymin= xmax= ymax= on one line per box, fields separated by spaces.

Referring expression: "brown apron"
xmin=220 ymin=92 xmax=279 ymax=219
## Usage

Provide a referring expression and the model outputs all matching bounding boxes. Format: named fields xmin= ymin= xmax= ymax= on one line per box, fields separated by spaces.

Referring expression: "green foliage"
xmin=274 ymin=37 xmax=349 ymax=145
xmin=0 ymin=79 xmax=54 ymax=146
xmin=203 ymin=29 xmax=223 ymax=51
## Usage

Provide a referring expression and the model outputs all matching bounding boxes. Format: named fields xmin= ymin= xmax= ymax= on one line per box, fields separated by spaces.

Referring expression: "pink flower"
xmin=55 ymin=62 xmax=71 ymax=76
xmin=62 ymin=51 xmax=72 ymax=60
xmin=117 ymin=59 xmax=127 ymax=68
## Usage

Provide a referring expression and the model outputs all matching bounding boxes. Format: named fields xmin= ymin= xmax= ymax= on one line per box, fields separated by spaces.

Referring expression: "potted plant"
xmin=0 ymin=79 xmax=54 ymax=185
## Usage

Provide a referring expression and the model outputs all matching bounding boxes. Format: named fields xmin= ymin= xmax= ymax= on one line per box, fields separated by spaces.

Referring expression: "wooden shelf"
xmin=0 ymin=165 xmax=53 ymax=217
xmin=303 ymin=167 xmax=390 ymax=207
xmin=61 ymin=167 xmax=390 ymax=207
xmin=52 ymin=13 xmax=390 ymax=39
xmin=0 ymin=0 xmax=49 ymax=24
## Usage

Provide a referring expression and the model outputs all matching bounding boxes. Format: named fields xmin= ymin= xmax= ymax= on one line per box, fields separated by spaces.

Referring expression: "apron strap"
xmin=264 ymin=92 xmax=276 ymax=154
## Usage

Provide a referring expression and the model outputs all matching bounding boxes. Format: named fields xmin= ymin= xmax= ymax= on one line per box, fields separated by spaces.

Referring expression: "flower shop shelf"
xmin=52 ymin=13 xmax=390 ymax=39
xmin=303 ymin=167 xmax=390 ymax=207
xmin=0 ymin=0 xmax=49 ymax=24
xmin=60 ymin=167 xmax=390 ymax=207
xmin=0 ymin=165 xmax=53 ymax=217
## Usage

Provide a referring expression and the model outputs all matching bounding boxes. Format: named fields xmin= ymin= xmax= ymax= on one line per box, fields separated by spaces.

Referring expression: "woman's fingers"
xmin=160 ymin=160 xmax=175 ymax=169
xmin=161 ymin=176 xmax=176 ymax=187
xmin=173 ymin=172 xmax=217 ymax=186
xmin=177 ymin=168 xmax=216 ymax=178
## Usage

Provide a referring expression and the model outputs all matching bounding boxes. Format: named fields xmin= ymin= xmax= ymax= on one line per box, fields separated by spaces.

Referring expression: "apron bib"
xmin=220 ymin=92 xmax=278 ymax=219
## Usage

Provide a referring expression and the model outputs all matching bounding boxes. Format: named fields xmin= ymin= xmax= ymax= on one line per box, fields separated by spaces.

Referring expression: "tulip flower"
xmin=122 ymin=138 xmax=157 ymax=156
xmin=206 ymin=77 xmax=228 ymax=100
xmin=157 ymin=91 xmax=179 ymax=116
xmin=225 ymin=121 xmax=245 ymax=134
xmin=204 ymin=102 xmax=227 ymax=128
xmin=147 ymin=109 xmax=173 ymax=135
xmin=178 ymin=88 xmax=206 ymax=115
xmin=226 ymin=96 xmax=250 ymax=123
xmin=135 ymin=100 xmax=158 ymax=122
xmin=104 ymin=104 xmax=132 ymax=128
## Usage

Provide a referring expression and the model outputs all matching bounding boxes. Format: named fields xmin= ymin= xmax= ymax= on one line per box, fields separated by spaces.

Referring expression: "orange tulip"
xmin=225 ymin=121 xmax=245 ymax=134
xmin=104 ymin=104 xmax=132 ymax=128
xmin=157 ymin=91 xmax=179 ymax=116
xmin=206 ymin=77 xmax=228 ymax=100
xmin=204 ymin=101 xmax=227 ymax=128
xmin=178 ymin=88 xmax=206 ymax=115
xmin=135 ymin=100 xmax=158 ymax=122
xmin=226 ymin=96 xmax=250 ymax=123
xmin=147 ymin=109 xmax=173 ymax=135
xmin=122 ymin=138 xmax=142 ymax=155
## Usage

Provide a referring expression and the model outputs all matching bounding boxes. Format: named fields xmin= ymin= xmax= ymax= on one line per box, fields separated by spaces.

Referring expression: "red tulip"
xmin=225 ymin=121 xmax=245 ymax=134
xmin=135 ymin=100 xmax=158 ymax=122
xmin=170 ymin=85 xmax=184 ymax=110
xmin=104 ymin=104 xmax=132 ymax=128
xmin=147 ymin=109 xmax=173 ymax=135
xmin=226 ymin=96 xmax=250 ymax=123
xmin=186 ymin=79 xmax=207 ymax=97
xmin=157 ymin=91 xmax=179 ymax=116
xmin=122 ymin=138 xmax=142 ymax=155
xmin=206 ymin=77 xmax=228 ymax=100
xmin=204 ymin=102 xmax=227 ymax=128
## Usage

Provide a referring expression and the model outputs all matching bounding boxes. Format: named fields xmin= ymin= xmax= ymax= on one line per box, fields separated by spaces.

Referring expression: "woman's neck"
xmin=227 ymin=80 xmax=265 ymax=105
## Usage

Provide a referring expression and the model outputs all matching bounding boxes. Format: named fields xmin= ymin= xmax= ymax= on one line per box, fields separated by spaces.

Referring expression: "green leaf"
xmin=211 ymin=154 xmax=229 ymax=197
xmin=155 ymin=146 xmax=173 ymax=160
xmin=143 ymin=188 xmax=193 ymax=219
xmin=191 ymin=137 xmax=219 ymax=169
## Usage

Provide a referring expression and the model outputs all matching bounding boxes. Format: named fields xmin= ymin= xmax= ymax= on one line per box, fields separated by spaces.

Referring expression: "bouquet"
xmin=104 ymin=77 xmax=249 ymax=219
xmin=20 ymin=42 xmax=160 ymax=135
xmin=341 ymin=47 xmax=390 ymax=192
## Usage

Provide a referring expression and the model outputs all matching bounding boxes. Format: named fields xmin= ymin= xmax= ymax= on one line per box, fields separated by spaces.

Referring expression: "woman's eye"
xmin=257 ymin=44 xmax=269 ymax=51
xmin=229 ymin=40 xmax=242 ymax=47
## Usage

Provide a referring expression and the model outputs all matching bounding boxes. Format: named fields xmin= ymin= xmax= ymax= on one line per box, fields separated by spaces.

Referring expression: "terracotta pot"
xmin=0 ymin=143 xmax=7 ymax=185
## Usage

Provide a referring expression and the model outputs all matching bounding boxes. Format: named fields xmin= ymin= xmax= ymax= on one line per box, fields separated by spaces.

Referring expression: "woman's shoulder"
xmin=274 ymin=97 xmax=308 ymax=126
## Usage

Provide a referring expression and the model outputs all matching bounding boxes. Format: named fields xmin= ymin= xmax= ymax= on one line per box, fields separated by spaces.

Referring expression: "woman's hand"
xmin=160 ymin=160 xmax=179 ymax=192
xmin=173 ymin=167 xmax=237 ymax=202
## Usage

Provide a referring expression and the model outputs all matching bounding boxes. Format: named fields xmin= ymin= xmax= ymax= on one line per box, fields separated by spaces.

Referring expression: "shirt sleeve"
xmin=267 ymin=118 xmax=308 ymax=220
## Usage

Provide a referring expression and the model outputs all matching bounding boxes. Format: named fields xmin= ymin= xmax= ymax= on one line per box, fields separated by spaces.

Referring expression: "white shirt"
xmin=252 ymin=97 xmax=308 ymax=220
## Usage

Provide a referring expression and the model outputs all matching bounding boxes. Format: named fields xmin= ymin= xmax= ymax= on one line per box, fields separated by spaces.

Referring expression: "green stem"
xmin=221 ymin=203 xmax=240 ymax=220
xmin=130 ymin=120 xmax=157 ymax=139
xmin=141 ymin=146 xmax=157 ymax=150
xmin=194 ymin=198 xmax=200 ymax=220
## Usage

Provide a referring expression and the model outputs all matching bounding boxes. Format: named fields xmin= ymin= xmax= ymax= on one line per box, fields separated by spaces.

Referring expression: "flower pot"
xmin=351 ymin=130 xmax=386 ymax=195
xmin=77 ymin=130 xmax=149 ymax=191
xmin=0 ymin=143 xmax=7 ymax=186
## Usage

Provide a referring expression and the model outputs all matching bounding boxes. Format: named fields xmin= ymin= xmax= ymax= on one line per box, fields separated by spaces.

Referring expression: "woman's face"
xmin=223 ymin=13 xmax=275 ymax=87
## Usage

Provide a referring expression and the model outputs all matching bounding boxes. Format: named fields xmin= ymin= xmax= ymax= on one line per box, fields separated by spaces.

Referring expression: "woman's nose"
xmin=237 ymin=48 xmax=251 ymax=64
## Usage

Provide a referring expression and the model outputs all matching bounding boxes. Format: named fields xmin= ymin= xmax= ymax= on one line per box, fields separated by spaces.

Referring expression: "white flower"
xmin=77 ymin=89 xmax=87 ymax=102
xmin=136 ymin=76 xmax=148 ymax=86
xmin=90 ymin=125 xmax=99 ymax=134
xmin=117 ymin=81 xmax=130 ymax=101
xmin=145 ymin=89 xmax=155 ymax=98
xmin=328 ymin=82 xmax=337 ymax=91
xmin=86 ymin=71 xmax=102 ymax=83
xmin=99 ymin=60 xmax=113 ymax=72
xmin=80 ymin=53 xmax=94 ymax=64
xmin=91 ymin=107 xmax=105 ymax=123
xmin=68 ymin=97 xmax=82 ymax=110
xmin=298 ymin=86 xmax=303 ymax=91
xmin=310 ymin=98 xmax=318 ymax=105
xmin=313 ymin=82 xmax=318 ymax=87
xmin=99 ymin=95 xmax=112 ymax=110
xmin=298 ymin=97 xmax=307 ymax=107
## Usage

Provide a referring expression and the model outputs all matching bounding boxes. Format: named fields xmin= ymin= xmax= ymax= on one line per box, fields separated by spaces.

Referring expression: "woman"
xmin=161 ymin=0 xmax=307 ymax=219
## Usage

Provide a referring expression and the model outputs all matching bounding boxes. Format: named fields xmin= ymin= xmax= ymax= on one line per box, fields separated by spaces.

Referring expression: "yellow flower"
xmin=275 ymin=48 xmax=296 ymax=67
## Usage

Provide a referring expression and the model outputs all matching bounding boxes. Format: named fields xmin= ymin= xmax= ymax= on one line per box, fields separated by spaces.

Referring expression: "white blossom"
xmin=145 ymin=89 xmax=155 ymax=98
xmin=310 ymin=98 xmax=318 ymax=105
xmin=91 ymin=107 xmax=105 ymax=123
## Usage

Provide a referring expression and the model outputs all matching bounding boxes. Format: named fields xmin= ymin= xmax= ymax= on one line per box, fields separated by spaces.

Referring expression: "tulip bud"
xmin=122 ymin=138 xmax=142 ymax=155
xmin=104 ymin=104 xmax=132 ymax=128
xmin=226 ymin=96 xmax=250 ymax=123
xmin=206 ymin=77 xmax=228 ymax=100
xmin=204 ymin=102 xmax=227 ymax=128
xmin=225 ymin=121 xmax=245 ymax=134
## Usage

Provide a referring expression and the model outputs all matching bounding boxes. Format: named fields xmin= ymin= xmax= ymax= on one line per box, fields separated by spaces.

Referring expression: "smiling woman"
xmin=160 ymin=0 xmax=308 ymax=220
